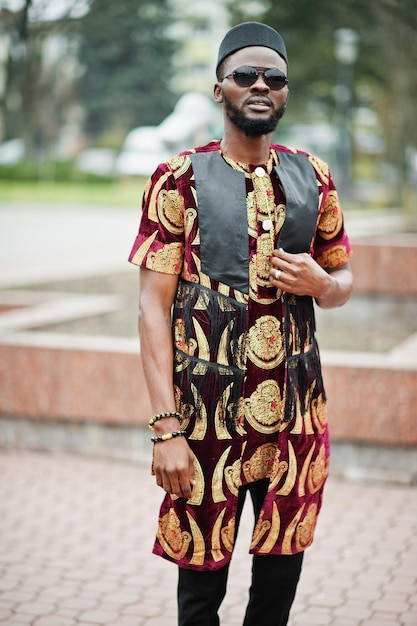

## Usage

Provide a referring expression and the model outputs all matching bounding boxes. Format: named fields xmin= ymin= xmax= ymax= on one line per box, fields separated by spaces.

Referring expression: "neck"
xmin=220 ymin=128 xmax=273 ymax=165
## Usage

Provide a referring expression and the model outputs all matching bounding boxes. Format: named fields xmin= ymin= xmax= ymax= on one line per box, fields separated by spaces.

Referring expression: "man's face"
xmin=215 ymin=46 xmax=289 ymax=137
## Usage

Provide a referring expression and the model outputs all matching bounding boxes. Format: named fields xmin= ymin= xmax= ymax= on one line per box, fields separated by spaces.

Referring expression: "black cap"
xmin=216 ymin=22 xmax=287 ymax=73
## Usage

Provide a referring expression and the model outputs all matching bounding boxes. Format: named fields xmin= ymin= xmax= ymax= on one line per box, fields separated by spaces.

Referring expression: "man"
xmin=129 ymin=21 xmax=353 ymax=626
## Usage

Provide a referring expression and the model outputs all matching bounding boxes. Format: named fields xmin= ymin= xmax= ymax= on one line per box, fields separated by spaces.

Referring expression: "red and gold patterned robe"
xmin=129 ymin=140 xmax=351 ymax=571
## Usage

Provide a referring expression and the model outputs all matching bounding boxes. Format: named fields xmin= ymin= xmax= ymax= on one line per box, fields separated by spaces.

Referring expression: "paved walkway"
xmin=0 ymin=203 xmax=139 ymax=288
xmin=0 ymin=451 xmax=416 ymax=626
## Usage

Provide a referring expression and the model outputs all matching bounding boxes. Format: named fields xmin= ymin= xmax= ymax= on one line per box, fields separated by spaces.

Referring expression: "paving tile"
xmin=401 ymin=609 xmax=417 ymax=624
xmin=101 ymin=591 xmax=142 ymax=604
xmin=114 ymin=617 xmax=147 ymax=626
xmin=141 ymin=619 xmax=176 ymax=626
xmin=310 ymin=591 xmax=346 ymax=608
xmin=289 ymin=608 xmax=333 ymax=625
xmin=0 ymin=451 xmax=416 ymax=626
xmin=361 ymin=615 xmax=404 ymax=626
xmin=33 ymin=617 xmax=77 ymax=626
xmin=0 ymin=601 xmax=14 ymax=614
xmin=0 ymin=589 xmax=37 ymax=605
xmin=13 ymin=601 xmax=57 ymax=616
xmin=55 ymin=608 xmax=80 ymax=618
xmin=121 ymin=601 xmax=164 ymax=618
xmin=333 ymin=602 xmax=373 ymax=621
xmin=77 ymin=609 xmax=120 ymax=624
xmin=39 ymin=585 xmax=80 ymax=600
xmin=0 ymin=610 xmax=12 ymax=621
xmin=0 ymin=613 xmax=37 ymax=624
xmin=371 ymin=593 xmax=411 ymax=613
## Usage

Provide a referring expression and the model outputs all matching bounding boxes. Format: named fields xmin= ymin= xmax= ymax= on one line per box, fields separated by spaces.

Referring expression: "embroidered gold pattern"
xmin=316 ymin=245 xmax=349 ymax=269
xmin=148 ymin=170 xmax=172 ymax=222
xmin=290 ymin=381 xmax=315 ymax=436
xmin=215 ymin=385 xmax=233 ymax=440
xmin=157 ymin=189 xmax=184 ymax=234
xmin=187 ymin=457 xmax=205 ymax=506
xmin=295 ymin=504 xmax=318 ymax=551
xmin=131 ymin=231 xmax=158 ymax=266
xmin=211 ymin=508 xmax=227 ymax=562
xmin=188 ymin=383 xmax=207 ymax=441
xmin=282 ymin=504 xmax=305 ymax=554
xmin=242 ymin=443 xmax=278 ymax=482
xmin=174 ymin=319 xmax=197 ymax=356
xmin=187 ymin=511 xmax=206 ymax=566
xmin=276 ymin=441 xmax=297 ymax=496
xmin=146 ymin=242 xmax=184 ymax=273
xmin=268 ymin=451 xmax=288 ymax=492
xmin=308 ymin=155 xmax=329 ymax=185
xmin=220 ymin=516 xmax=235 ymax=552
xmin=218 ymin=321 xmax=235 ymax=366
xmin=307 ymin=444 xmax=329 ymax=494
xmin=256 ymin=234 xmax=276 ymax=287
xmin=157 ymin=508 xmax=192 ymax=560
xmin=247 ymin=191 xmax=257 ymax=236
xmin=247 ymin=315 xmax=284 ymax=369
xmin=258 ymin=502 xmax=281 ymax=553
xmin=224 ymin=459 xmax=241 ymax=496
xmin=212 ymin=447 xmax=231 ymax=503
xmin=245 ymin=379 xmax=283 ymax=434
xmin=192 ymin=318 xmax=210 ymax=361
xmin=170 ymin=154 xmax=191 ymax=177
xmin=185 ymin=207 xmax=197 ymax=238
xmin=311 ymin=394 xmax=327 ymax=434
xmin=298 ymin=442 xmax=316 ymax=498
xmin=319 ymin=190 xmax=343 ymax=239
xmin=250 ymin=509 xmax=271 ymax=549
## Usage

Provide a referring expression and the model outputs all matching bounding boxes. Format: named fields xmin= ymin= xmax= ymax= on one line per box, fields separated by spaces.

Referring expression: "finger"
xmin=276 ymin=247 xmax=291 ymax=260
xmin=171 ymin=476 xmax=192 ymax=499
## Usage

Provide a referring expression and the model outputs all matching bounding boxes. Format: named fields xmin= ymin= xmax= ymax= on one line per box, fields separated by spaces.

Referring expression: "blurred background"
xmin=0 ymin=0 xmax=416 ymax=210
xmin=0 ymin=0 xmax=417 ymax=479
xmin=1 ymin=6 xmax=417 ymax=622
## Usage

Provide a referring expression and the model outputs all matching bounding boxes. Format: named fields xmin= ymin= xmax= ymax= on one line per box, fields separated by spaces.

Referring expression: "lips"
xmin=245 ymin=96 xmax=272 ymax=111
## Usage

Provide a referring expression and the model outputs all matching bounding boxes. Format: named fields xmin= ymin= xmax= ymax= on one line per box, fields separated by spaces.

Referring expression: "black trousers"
xmin=177 ymin=479 xmax=304 ymax=626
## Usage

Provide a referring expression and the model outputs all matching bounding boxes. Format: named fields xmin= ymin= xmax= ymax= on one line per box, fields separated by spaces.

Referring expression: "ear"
xmin=213 ymin=83 xmax=223 ymax=103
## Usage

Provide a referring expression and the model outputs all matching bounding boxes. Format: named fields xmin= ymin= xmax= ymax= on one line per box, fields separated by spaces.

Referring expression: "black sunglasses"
xmin=222 ymin=66 xmax=288 ymax=91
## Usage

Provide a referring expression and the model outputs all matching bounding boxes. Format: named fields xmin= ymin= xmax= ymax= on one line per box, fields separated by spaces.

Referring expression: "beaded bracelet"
xmin=148 ymin=410 xmax=181 ymax=430
xmin=151 ymin=430 xmax=187 ymax=443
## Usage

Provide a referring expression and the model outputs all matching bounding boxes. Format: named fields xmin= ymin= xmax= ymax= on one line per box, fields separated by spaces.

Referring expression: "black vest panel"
xmin=190 ymin=150 xmax=319 ymax=294
xmin=274 ymin=151 xmax=319 ymax=253
xmin=190 ymin=152 xmax=249 ymax=293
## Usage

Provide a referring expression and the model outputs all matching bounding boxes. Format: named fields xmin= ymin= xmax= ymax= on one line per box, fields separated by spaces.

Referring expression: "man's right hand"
xmin=153 ymin=436 xmax=196 ymax=499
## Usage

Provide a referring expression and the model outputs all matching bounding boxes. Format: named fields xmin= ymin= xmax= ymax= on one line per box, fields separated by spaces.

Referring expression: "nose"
xmin=250 ymin=71 xmax=269 ymax=91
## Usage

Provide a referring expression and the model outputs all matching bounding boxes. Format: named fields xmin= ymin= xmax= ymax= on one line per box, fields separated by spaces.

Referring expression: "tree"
xmin=78 ymin=0 xmax=179 ymax=141
xmin=1 ymin=0 xmax=89 ymax=158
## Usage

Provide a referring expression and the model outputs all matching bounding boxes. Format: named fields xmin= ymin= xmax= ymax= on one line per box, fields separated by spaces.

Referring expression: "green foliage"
xmin=78 ymin=0 xmax=179 ymax=139
xmin=0 ymin=179 xmax=146 ymax=207
xmin=0 ymin=160 xmax=115 ymax=184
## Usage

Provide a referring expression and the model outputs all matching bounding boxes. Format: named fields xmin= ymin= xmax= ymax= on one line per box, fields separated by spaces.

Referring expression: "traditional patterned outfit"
xmin=129 ymin=139 xmax=351 ymax=572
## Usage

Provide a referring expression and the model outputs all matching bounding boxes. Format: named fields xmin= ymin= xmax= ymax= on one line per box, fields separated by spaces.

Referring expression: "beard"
xmin=223 ymin=92 xmax=287 ymax=137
